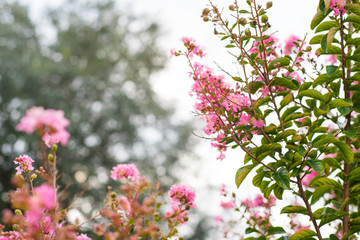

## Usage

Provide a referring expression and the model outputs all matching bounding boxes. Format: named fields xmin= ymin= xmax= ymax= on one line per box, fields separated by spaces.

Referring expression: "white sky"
xmin=22 ymin=0 xmax=321 ymax=237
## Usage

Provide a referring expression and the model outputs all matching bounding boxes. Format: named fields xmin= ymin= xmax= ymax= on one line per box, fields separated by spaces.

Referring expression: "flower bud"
xmin=305 ymin=46 xmax=312 ymax=52
xmin=184 ymin=216 xmax=189 ymax=221
xmin=229 ymin=5 xmax=235 ymax=11
xmin=231 ymin=33 xmax=237 ymax=39
xmin=261 ymin=15 xmax=268 ymax=23
xmin=48 ymin=153 xmax=54 ymax=163
xmin=51 ymin=144 xmax=58 ymax=152
xmin=12 ymin=224 xmax=20 ymax=232
xmin=239 ymin=17 xmax=247 ymax=26
xmin=315 ymin=51 xmax=321 ymax=57
xmin=203 ymin=16 xmax=209 ymax=22
xmin=245 ymin=29 xmax=251 ymax=36
xmin=266 ymin=1 xmax=273 ymax=9
xmin=250 ymin=21 xmax=257 ymax=28
xmin=202 ymin=8 xmax=210 ymax=15
xmin=14 ymin=209 xmax=22 ymax=216
xmin=31 ymin=173 xmax=37 ymax=179
xmin=110 ymin=192 xmax=117 ymax=198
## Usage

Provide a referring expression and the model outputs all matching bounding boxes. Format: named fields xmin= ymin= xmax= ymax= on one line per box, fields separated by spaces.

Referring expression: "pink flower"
xmin=181 ymin=37 xmax=206 ymax=58
xmin=301 ymin=170 xmax=318 ymax=187
xmin=0 ymin=231 xmax=21 ymax=240
xmin=253 ymin=119 xmax=265 ymax=128
xmin=220 ymin=200 xmax=235 ymax=209
xmin=165 ymin=204 xmax=188 ymax=222
xmin=76 ymin=234 xmax=92 ymax=240
xmin=16 ymin=106 xmax=70 ymax=146
xmin=283 ymin=35 xmax=300 ymax=55
xmin=110 ymin=163 xmax=140 ymax=181
xmin=220 ymin=183 xmax=226 ymax=196
xmin=168 ymin=184 xmax=196 ymax=207
xmin=253 ymin=194 xmax=264 ymax=207
xmin=30 ymin=183 xmax=57 ymax=210
xmin=42 ymin=132 xmax=60 ymax=147
xmin=326 ymin=55 xmax=337 ymax=65
xmin=215 ymin=215 xmax=223 ymax=228
xmin=14 ymin=155 xmax=34 ymax=175
xmin=330 ymin=0 xmax=347 ymax=16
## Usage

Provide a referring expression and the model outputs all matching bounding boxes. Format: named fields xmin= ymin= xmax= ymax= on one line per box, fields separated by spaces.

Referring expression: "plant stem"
xmin=296 ymin=175 xmax=323 ymax=240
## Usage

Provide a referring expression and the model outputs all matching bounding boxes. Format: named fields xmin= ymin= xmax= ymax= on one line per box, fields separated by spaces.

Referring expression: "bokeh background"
xmin=0 ymin=0 xmax=318 ymax=239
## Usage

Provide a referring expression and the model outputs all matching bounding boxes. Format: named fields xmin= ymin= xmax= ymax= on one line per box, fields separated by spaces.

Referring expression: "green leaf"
xmin=327 ymin=27 xmax=340 ymax=51
xmin=345 ymin=13 xmax=360 ymax=25
xmin=280 ymin=93 xmax=293 ymax=109
xmin=281 ymin=106 xmax=301 ymax=120
xmin=273 ymin=183 xmax=284 ymax=199
xmin=328 ymin=99 xmax=353 ymax=108
xmin=333 ymin=141 xmax=354 ymax=164
xmin=307 ymin=159 xmax=326 ymax=174
xmin=274 ymin=130 xmax=297 ymax=142
xmin=309 ymin=177 xmax=342 ymax=189
xmin=248 ymin=81 xmax=264 ymax=94
xmin=289 ymin=229 xmax=317 ymax=240
xmin=315 ymin=21 xmax=338 ymax=33
xmin=316 ymin=45 xmax=342 ymax=54
xmin=299 ymin=82 xmax=312 ymax=92
xmin=345 ymin=4 xmax=360 ymax=17
xmin=326 ymin=65 xmax=338 ymax=77
xmin=281 ymin=205 xmax=309 ymax=215
xmin=225 ymin=44 xmax=236 ymax=48
xmin=235 ymin=164 xmax=256 ymax=188
xmin=345 ymin=129 xmax=358 ymax=139
xmin=298 ymin=89 xmax=326 ymax=102
xmin=310 ymin=34 xmax=324 ymax=45
xmin=266 ymin=226 xmax=286 ymax=235
xmin=311 ymin=185 xmax=333 ymax=204
xmin=254 ymin=144 xmax=282 ymax=157
xmin=311 ymin=10 xmax=327 ymax=30
xmin=270 ymin=77 xmax=298 ymax=90
xmin=271 ymin=167 xmax=290 ymax=190
xmin=268 ymin=57 xmax=290 ymax=70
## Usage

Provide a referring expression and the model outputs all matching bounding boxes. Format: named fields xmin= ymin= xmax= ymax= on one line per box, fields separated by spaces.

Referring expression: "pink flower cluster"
xmin=166 ymin=185 xmax=196 ymax=222
xmin=16 ymin=106 xmax=70 ymax=147
xmin=14 ymin=155 xmax=34 ymax=175
xmin=110 ymin=163 xmax=140 ymax=181
xmin=189 ymin=62 xmax=259 ymax=160
xmin=330 ymin=0 xmax=347 ymax=16
xmin=168 ymin=184 xmax=196 ymax=207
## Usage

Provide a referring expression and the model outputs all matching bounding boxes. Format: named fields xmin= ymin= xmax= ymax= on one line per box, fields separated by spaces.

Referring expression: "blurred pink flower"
xmin=14 ymin=155 xmax=34 ymax=175
xmin=220 ymin=200 xmax=235 ymax=209
xmin=284 ymin=35 xmax=300 ymax=55
xmin=30 ymin=183 xmax=57 ymax=210
xmin=76 ymin=234 xmax=92 ymax=240
xmin=42 ymin=132 xmax=60 ymax=147
xmin=253 ymin=194 xmax=264 ymax=207
xmin=16 ymin=106 xmax=70 ymax=146
xmin=110 ymin=163 xmax=140 ymax=181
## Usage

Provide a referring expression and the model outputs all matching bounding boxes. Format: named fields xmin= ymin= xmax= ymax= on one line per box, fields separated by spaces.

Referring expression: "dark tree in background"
xmin=0 ymin=0 xmax=194 ymax=220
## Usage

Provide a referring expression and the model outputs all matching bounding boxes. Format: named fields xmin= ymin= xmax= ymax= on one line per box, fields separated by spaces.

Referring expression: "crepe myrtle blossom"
xmin=169 ymin=185 xmax=196 ymax=207
xmin=14 ymin=155 xmax=34 ymax=175
xmin=16 ymin=106 xmax=70 ymax=146
xmin=330 ymin=0 xmax=347 ymax=16
xmin=110 ymin=163 xmax=140 ymax=181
